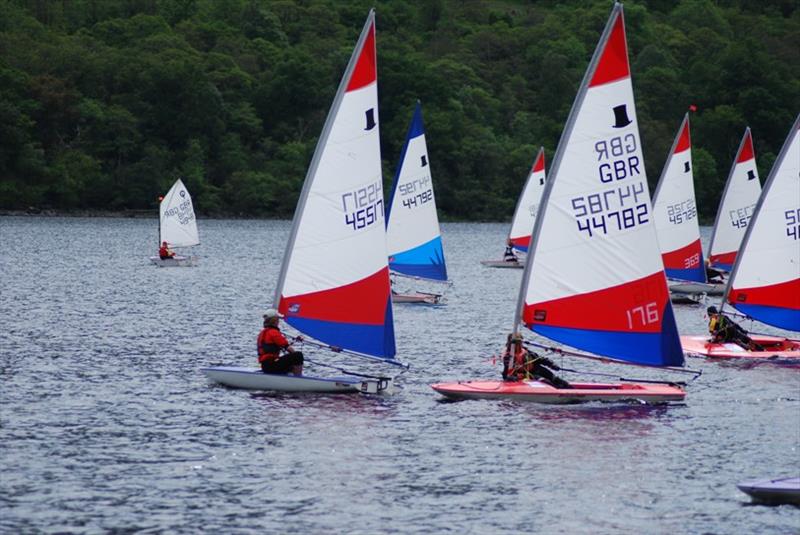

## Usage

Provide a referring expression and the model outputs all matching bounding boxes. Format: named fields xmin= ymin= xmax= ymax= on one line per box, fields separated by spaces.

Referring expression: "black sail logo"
xmin=364 ymin=108 xmax=376 ymax=130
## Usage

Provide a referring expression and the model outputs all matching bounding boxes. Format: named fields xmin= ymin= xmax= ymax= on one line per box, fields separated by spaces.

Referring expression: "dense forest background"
xmin=0 ymin=0 xmax=797 ymax=221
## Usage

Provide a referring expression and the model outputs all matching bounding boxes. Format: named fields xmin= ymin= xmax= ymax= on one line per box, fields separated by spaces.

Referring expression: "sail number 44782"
xmin=626 ymin=302 xmax=659 ymax=329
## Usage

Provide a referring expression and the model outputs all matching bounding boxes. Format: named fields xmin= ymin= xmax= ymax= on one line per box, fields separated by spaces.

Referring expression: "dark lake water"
xmin=1 ymin=216 xmax=798 ymax=533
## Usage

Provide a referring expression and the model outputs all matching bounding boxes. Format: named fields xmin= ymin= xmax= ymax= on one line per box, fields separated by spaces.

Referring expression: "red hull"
xmin=431 ymin=379 xmax=685 ymax=404
xmin=680 ymin=335 xmax=800 ymax=360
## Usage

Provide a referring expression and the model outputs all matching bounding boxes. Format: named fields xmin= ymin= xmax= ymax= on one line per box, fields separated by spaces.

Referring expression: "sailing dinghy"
xmin=737 ymin=477 xmax=800 ymax=506
xmin=681 ymin=115 xmax=800 ymax=360
xmin=433 ymin=3 xmax=688 ymax=404
xmin=650 ymin=114 xmax=721 ymax=298
xmin=707 ymin=127 xmax=762 ymax=271
xmin=203 ymin=11 xmax=405 ymax=393
xmin=481 ymin=148 xmax=546 ymax=269
xmin=150 ymin=178 xmax=199 ymax=267
xmin=386 ymin=102 xmax=449 ymax=305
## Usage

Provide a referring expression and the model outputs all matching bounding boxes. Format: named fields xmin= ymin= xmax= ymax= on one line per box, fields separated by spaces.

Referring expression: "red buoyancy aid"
xmin=257 ymin=326 xmax=288 ymax=363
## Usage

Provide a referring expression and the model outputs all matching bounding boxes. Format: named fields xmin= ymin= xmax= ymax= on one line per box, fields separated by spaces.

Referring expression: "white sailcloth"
xmin=159 ymin=178 xmax=199 ymax=247
xmin=651 ymin=114 xmax=705 ymax=282
xmin=707 ymin=128 xmax=762 ymax=271
xmin=507 ymin=147 xmax=546 ymax=253
xmin=516 ymin=2 xmax=683 ymax=368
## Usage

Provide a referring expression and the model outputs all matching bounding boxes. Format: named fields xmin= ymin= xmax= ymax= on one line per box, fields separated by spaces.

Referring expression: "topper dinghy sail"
xmin=433 ymin=3 xmax=687 ymax=403
xmin=150 ymin=179 xmax=199 ymax=267
xmin=386 ymin=101 xmax=448 ymax=304
xmin=481 ymin=148 xmax=546 ymax=268
xmin=651 ymin=114 xmax=722 ymax=296
xmin=203 ymin=11 xmax=404 ymax=392
xmin=707 ymin=127 xmax=762 ymax=271
xmin=681 ymin=115 xmax=800 ymax=360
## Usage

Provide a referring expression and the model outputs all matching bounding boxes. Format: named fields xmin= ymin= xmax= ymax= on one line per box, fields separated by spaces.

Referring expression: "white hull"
xmin=150 ymin=255 xmax=197 ymax=267
xmin=669 ymin=281 xmax=724 ymax=296
xmin=202 ymin=366 xmax=392 ymax=394
xmin=480 ymin=259 xmax=524 ymax=269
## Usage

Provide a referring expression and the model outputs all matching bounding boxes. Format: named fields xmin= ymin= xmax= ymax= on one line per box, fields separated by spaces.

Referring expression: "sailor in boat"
xmin=503 ymin=239 xmax=519 ymax=263
xmin=704 ymin=259 xmax=725 ymax=284
xmin=707 ymin=306 xmax=763 ymax=351
xmin=159 ymin=241 xmax=175 ymax=260
xmin=258 ymin=309 xmax=304 ymax=376
xmin=502 ymin=333 xmax=571 ymax=388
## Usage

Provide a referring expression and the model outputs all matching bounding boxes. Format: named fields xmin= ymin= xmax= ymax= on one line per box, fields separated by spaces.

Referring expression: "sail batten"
xmin=515 ymin=3 xmax=683 ymax=367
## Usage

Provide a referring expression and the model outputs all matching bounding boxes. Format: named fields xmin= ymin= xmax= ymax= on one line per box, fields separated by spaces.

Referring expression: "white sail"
xmin=651 ymin=114 xmax=705 ymax=282
xmin=159 ymin=178 xmax=199 ymax=247
xmin=515 ymin=3 xmax=683 ymax=367
xmin=507 ymin=147 xmax=546 ymax=253
xmin=272 ymin=10 xmax=397 ymax=360
xmin=707 ymin=128 xmax=762 ymax=271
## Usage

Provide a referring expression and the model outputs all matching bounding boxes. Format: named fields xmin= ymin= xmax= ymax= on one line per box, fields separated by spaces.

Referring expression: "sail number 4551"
xmin=626 ymin=302 xmax=659 ymax=329
xmin=342 ymin=181 xmax=384 ymax=231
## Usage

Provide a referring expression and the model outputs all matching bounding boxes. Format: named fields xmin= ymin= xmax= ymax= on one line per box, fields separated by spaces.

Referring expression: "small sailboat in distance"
xmin=386 ymin=101 xmax=449 ymax=305
xmin=707 ymin=127 xmax=762 ymax=271
xmin=650 ymin=114 xmax=722 ymax=298
xmin=433 ymin=3 xmax=689 ymax=403
xmin=681 ymin=115 xmax=800 ymax=360
xmin=150 ymin=178 xmax=199 ymax=267
xmin=203 ymin=10 xmax=405 ymax=392
xmin=481 ymin=148 xmax=546 ymax=269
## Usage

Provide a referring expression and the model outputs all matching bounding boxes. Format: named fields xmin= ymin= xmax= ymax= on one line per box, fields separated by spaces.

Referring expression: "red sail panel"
xmin=346 ymin=22 xmax=376 ymax=92
xmin=589 ymin=13 xmax=629 ymax=88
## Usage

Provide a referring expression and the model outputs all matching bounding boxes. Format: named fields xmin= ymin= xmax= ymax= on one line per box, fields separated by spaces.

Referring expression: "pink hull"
xmin=681 ymin=335 xmax=800 ymax=360
xmin=430 ymin=379 xmax=685 ymax=404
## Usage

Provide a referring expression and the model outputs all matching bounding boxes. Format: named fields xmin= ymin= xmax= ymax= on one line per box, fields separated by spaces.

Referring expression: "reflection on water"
xmin=1 ymin=217 xmax=798 ymax=533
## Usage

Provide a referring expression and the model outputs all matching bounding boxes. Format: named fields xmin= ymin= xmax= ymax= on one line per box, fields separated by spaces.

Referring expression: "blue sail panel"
xmin=665 ymin=265 xmax=706 ymax=283
xmin=286 ymin=300 xmax=396 ymax=359
xmin=389 ymin=235 xmax=448 ymax=281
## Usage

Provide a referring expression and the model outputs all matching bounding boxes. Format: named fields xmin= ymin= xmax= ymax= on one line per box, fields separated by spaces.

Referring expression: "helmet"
xmin=707 ymin=306 xmax=718 ymax=315
xmin=263 ymin=308 xmax=284 ymax=320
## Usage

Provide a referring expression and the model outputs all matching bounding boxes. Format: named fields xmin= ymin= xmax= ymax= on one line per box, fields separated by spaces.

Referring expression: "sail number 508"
xmin=626 ymin=302 xmax=659 ymax=329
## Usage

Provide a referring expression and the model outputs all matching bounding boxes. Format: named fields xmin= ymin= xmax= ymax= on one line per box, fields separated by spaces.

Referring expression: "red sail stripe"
xmin=662 ymin=239 xmax=703 ymax=271
xmin=674 ymin=119 xmax=691 ymax=153
xmin=279 ymin=267 xmax=390 ymax=325
xmin=532 ymin=151 xmax=545 ymax=172
xmin=729 ymin=278 xmax=800 ymax=310
xmin=346 ymin=22 xmax=376 ymax=92
xmin=589 ymin=13 xmax=630 ymax=88
xmin=737 ymin=130 xmax=754 ymax=163
xmin=523 ymin=272 xmax=669 ymax=333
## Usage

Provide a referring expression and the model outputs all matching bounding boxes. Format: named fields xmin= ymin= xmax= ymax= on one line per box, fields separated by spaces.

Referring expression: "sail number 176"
xmin=626 ymin=302 xmax=659 ymax=329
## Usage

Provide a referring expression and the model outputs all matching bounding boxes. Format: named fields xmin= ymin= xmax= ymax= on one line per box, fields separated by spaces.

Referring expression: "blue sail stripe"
xmin=389 ymin=235 xmax=448 ymax=281
xmin=665 ymin=265 xmax=706 ymax=283
xmin=286 ymin=300 xmax=396 ymax=359
xmin=513 ymin=244 xmax=529 ymax=253
xmin=732 ymin=304 xmax=800 ymax=332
